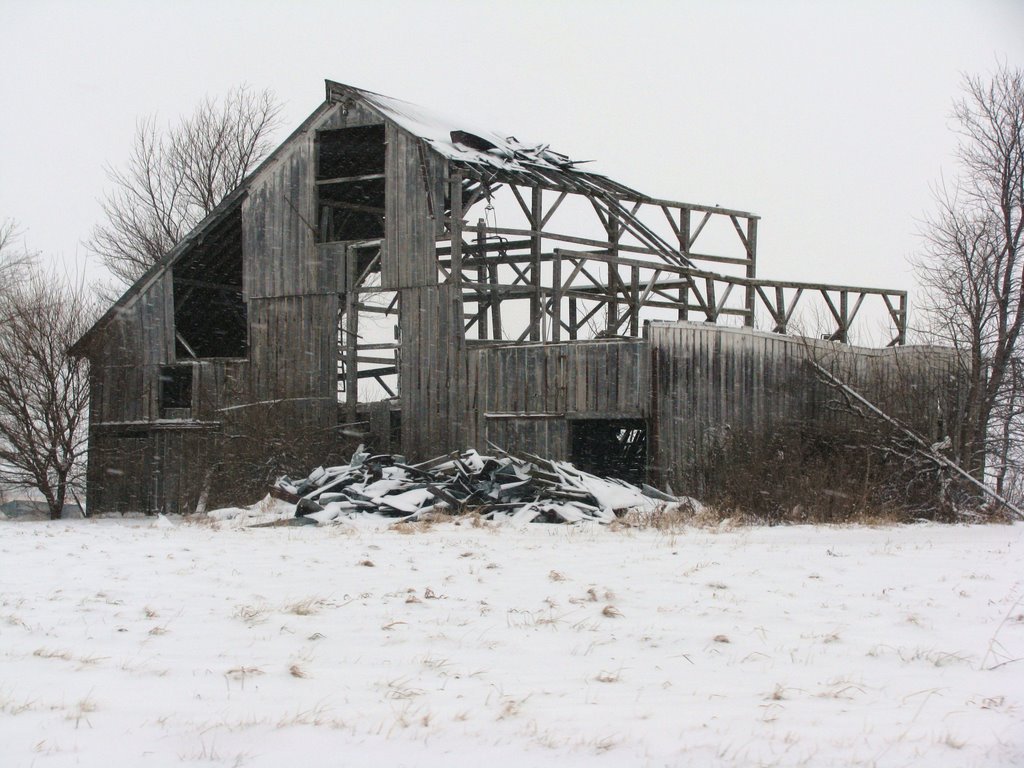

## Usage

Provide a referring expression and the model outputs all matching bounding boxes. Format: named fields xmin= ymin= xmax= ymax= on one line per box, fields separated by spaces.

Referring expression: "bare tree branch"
xmin=913 ymin=64 xmax=1024 ymax=498
xmin=88 ymin=85 xmax=282 ymax=285
xmin=0 ymin=260 xmax=96 ymax=518
xmin=0 ymin=219 xmax=36 ymax=300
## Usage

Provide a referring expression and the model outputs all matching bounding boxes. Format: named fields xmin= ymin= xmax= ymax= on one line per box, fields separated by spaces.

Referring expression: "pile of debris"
xmin=265 ymin=446 xmax=685 ymax=525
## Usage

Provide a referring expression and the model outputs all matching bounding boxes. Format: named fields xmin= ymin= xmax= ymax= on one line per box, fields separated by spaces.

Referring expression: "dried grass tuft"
xmin=287 ymin=598 xmax=329 ymax=616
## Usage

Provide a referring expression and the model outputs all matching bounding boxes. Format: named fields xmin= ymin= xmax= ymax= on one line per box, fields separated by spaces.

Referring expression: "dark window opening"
xmin=570 ymin=418 xmax=648 ymax=485
xmin=159 ymin=366 xmax=193 ymax=419
xmin=173 ymin=207 xmax=247 ymax=359
xmin=317 ymin=125 xmax=385 ymax=242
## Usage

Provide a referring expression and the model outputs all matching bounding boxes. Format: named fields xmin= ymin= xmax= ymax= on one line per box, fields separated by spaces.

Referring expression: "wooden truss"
xmin=338 ymin=155 xmax=908 ymax=415
xmin=439 ymin=164 xmax=907 ymax=348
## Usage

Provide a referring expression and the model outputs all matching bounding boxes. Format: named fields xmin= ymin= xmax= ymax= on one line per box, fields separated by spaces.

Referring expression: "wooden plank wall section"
xmin=84 ymin=101 xmax=389 ymax=513
xmin=383 ymin=123 xmax=463 ymax=461
xmin=648 ymin=322 xmax=962 ymax=495
xmin=243 ymin=101 xmax=380 ymax=299
xmin=399 ymin=284 xmax=465 ymax=459
xmin=87 ymin=427 xmax=215 ymax=515
xmin=88 ymin=271 xmax=175 ymax=424
xmin=465 ymin=339 xmax=649 ymax=459
xmin=382 ymin=125 xmax=447 ymax=290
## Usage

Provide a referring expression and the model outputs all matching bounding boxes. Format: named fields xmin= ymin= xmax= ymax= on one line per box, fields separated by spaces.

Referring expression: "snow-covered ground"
xmin=1 ymin=517 xmax=1021 ymax=767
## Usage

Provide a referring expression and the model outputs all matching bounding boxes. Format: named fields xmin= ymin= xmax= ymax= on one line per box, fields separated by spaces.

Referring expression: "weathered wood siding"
xmin=378 ymin=120 xmax=463 ymax=460
xmin=382 ymin=125 xmax=447 ymax=290
xmin=399 ymin=284 xmax=465 ymax=459
xmin=87 ymin=271 xmax=175 ymax=424
xmin=87 ymin=426 xmax=217 ymax=515
xmin=465 ymin=339 xmax=649 ymax=458
xmin=84 ymin=101 xmax=385 ymax=513
xmin=649 ymin=322 xmax=962 ymax=494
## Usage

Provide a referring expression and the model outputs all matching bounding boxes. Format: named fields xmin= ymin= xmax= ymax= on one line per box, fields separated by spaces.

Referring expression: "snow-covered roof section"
xmin=327 ymin=81 xmax=585 ymax=175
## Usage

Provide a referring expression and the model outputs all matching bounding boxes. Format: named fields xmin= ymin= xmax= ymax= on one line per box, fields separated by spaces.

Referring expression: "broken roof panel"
xmin=327 ymin=81 xmax=585 ymax=176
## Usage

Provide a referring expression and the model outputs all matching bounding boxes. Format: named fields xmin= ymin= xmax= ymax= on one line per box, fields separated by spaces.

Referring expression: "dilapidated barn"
xmin=71 ymin=80 xmax=960 ymax=515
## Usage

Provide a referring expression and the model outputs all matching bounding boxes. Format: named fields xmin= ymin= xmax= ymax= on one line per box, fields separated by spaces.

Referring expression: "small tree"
xmin=89 ymin=85 xmax=281 ymax=285
xmin=0 ymin=261 xmax=95 ymax=519
xmin=914 ymin=64 xmax=1024 ymax=496
xmin=0 ymin=219 xmax=33 ymax=291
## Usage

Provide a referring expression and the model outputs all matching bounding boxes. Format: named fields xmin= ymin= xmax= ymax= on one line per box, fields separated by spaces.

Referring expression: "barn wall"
xmin=382 ymin=125 xmax=447 ymax=290
xmin=648 ymin=322 xmax=962 ymax=495
xmin=380 ymin=121 xmax=463 ymax=461
xmin=398 ymin=283 xmax=465 ymax=460
xmin=87 ymin=271 xmax=175 ymax=425
xmin=465 ymin=339 xmax=649 ymax=459
xmin=84 ymin=101 xmax=386 ymax=514
xmin=86 ymin=426 xmax=217 ymax=515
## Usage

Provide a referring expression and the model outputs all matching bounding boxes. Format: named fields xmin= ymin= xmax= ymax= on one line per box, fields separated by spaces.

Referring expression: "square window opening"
xmin=317 ymin=124 xmax=386 ymax=243
xmin=159 ymin=365 xmax=193 ymax=419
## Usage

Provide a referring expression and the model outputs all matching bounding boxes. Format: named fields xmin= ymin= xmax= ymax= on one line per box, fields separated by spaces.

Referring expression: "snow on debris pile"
xmin=246 ymin=446 xmax=688 ymax=526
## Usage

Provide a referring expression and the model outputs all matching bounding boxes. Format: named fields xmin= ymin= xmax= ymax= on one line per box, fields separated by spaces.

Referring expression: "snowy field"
xmin=1 ymin=517 xmax=1022 ymax=767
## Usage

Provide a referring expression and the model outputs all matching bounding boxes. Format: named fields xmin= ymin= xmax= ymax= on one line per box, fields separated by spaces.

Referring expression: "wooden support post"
xmin=345 ymin=245 xmax=358 ymax=423
xmin=745 ymin=218 xmax=758 ymax=327
xmin=680 ymin=209 xmax=691 ymax=254
xmin=606 ymin=214 xmax=620 ymax=333
xmin=475 ymin=219 xmax=488 ymax=340
xmin=839 ymin=290 xmax=849 ymax=343
xmin=450 ymin=171 xmax=464 ymax=289
xmin=678 ymin=209 xmax=691 ymax=321
xmin=569 ymin=298 xmax=578 ymax=340
xmin=775 ymin=285 xmax=787 ymax=334
xmin=530 ymin=187 xmax=543 ymax=341
xmin=629 ymin=266 xmax=640 ymax=337
xmin=450 ymin=171 xmax=466 ymax=342
xmin=487 ymin=228 xmax=503 ymax=341
xmin=551 ymin=251 xmax=562 ymax=342
xmin=897 ymin=293 xmax=907 ymax=345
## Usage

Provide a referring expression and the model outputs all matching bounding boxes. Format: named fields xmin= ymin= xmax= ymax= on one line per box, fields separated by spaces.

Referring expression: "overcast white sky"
xmin=2 ymin=0 xmax=1022 ymax=321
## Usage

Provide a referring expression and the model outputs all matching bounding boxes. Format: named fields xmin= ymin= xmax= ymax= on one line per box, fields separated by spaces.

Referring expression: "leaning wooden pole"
xmin=809 ymin=361 xmax=1024 ymax=521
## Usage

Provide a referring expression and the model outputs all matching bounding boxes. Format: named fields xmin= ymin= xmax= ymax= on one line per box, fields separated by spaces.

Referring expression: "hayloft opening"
xmin=317 ymin=124 xmax=386 ymax=242
xmin=570 ymin=418 xmax=648 ymax=485
xmin=159 ymin=365 xmax=192 ymax=419
xmin=173 ymin=207 xmax=247 ymax=359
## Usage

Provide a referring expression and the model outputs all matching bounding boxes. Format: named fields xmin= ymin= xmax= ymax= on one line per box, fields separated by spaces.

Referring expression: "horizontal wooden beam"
xmin=316 ymin=173 xmax=385 ymax=185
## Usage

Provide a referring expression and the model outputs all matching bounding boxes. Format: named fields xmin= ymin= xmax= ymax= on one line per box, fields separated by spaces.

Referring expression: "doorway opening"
xmin=569 ymin=418 xmax=647 ymax=485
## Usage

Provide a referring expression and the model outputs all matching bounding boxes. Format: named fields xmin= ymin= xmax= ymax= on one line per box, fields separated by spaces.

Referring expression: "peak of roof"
xmin=325 ymin=80 xmax=584 ymax=176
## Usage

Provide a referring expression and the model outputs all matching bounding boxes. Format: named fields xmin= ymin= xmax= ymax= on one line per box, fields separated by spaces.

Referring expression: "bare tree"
xmin=0 ymin=260 xmax=95 ymax=519
xmin=0 ymin=219 xmax=34 ymax=296
xmin=89 ymin=85 xmax=282 ymax=285
xmin=914 ymin=64 xmax=1024 ymax=494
